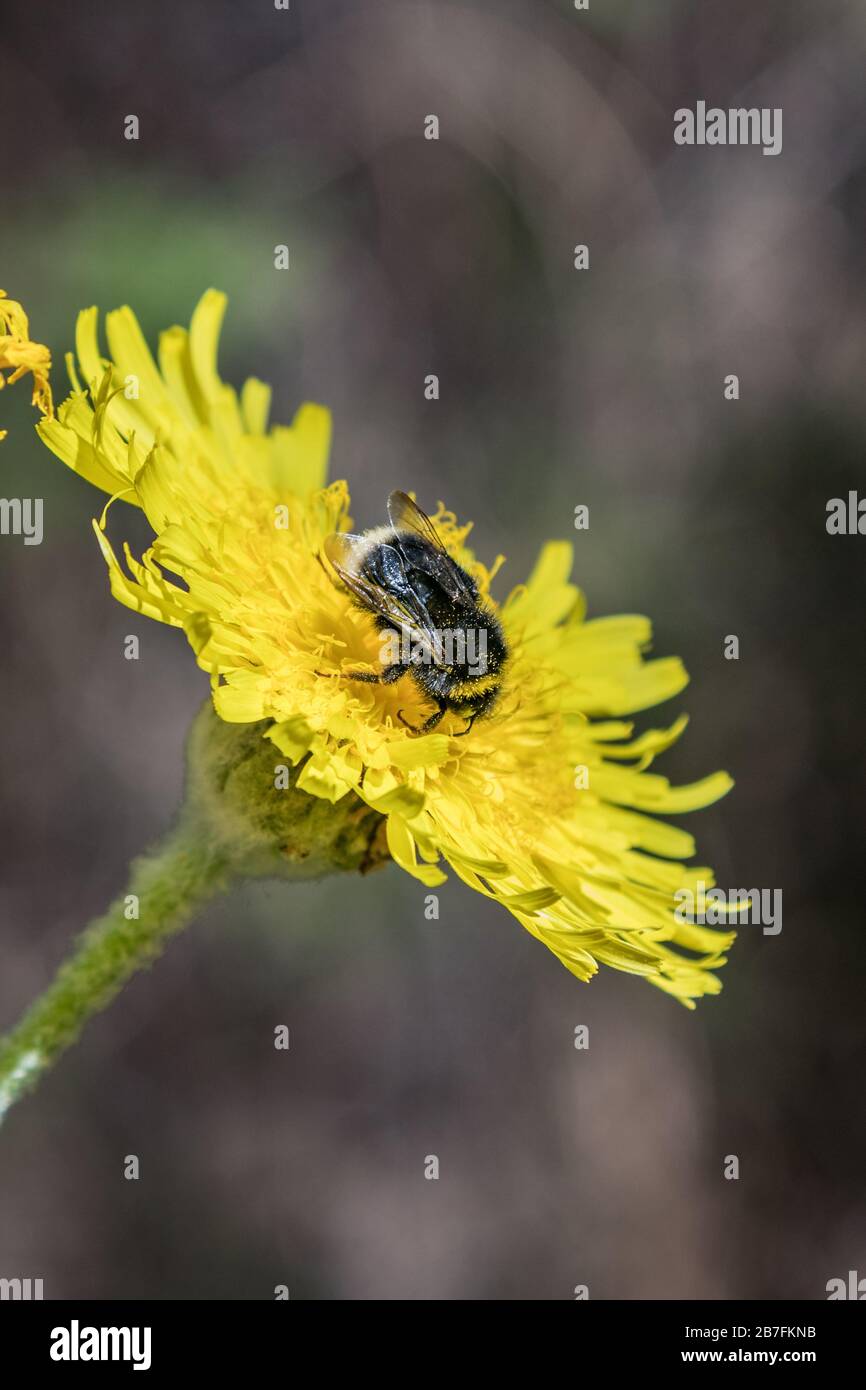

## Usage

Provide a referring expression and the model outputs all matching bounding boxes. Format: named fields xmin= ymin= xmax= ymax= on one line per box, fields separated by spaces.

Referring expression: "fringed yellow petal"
xmin=91 ymin=520 xmax=184 ymax=624
xmin=269 ymin=404 xmax=333 ymax=495
xmin=364 ymin=783 xmax=426 ymax=817
xmin=158 ymin=325 xmax=203 ymax=427
xmin=74 ymin=307 xmax=104 ymax=389
xmin=294 ymin=755 xmax=349 ymax=803
xmin=585 ymin=713 xmax=689 ymax=761
xmin=241 ymin=378 xmax=272 ymax=436
xmin=267 ymin=717 xmax=314 ymax=764
xmin=105 ymin=305 xmax=178 ymax=426
xmin=212 ymin=677 xmax=268 ymax=723
xmin=37 ymin=412 xmax=127 ymax=498
xmin=386 ymin=816 xmax=447 ymax=886
xmin=385 ymin=733 xmax=451 ymax=770
xmin=0 ymin=290 xmax=54 ymax=434
xmin=504 ymin=540 xmax=582 ymax=637
xmin=591 ymin=766 xmax=734 ymax=814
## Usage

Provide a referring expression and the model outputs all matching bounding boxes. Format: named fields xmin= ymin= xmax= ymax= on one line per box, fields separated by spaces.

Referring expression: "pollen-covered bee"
xmin=323 ymin=491 xmax=508 ymax=734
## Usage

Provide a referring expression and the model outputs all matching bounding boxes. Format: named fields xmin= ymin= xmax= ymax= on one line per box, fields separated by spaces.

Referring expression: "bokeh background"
xmin=2 ymin=0 xmax=865 ymax=1299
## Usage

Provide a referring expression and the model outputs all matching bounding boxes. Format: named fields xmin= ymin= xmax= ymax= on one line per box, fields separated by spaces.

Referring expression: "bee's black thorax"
xmin=363 ymin=531 xmax=507 ymax=720
xmin=325 ymin=495 xmax=508 ymax=734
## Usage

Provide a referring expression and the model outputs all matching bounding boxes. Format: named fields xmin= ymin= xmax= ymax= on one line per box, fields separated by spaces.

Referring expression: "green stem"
xmin=0 ymin=702 xmax=389 ymax=1127
xmin=0 ymin=815 xmax=230 ymax=1125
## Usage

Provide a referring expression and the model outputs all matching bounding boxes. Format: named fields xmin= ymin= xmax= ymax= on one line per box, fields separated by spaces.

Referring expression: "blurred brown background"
xmin=1 ymin=0 xmax=865 ymax=1299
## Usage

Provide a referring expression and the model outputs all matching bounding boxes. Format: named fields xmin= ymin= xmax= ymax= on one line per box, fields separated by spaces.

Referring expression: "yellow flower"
xmin=0 ymin=290 xmax=53 ymax=438
xmin=37 ymin=290 xmax=736 ymax=1006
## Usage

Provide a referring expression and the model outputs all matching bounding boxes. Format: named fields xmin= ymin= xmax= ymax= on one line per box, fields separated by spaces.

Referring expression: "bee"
xmin=323 ymin=491 xmax=508 ymax=734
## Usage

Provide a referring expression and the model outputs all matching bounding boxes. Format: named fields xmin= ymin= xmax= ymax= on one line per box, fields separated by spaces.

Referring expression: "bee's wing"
xmin=387 ymin=490 xmax=473 ymax=601
xmin=323 ymin=531 xmax=441 ymax=661
xmin=387 ymin=491 xmax=449 ymax=553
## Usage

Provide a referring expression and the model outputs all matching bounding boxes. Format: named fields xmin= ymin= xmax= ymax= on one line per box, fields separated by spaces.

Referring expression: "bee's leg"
xmin=315 ymin=665 xmax=404 ymax=684
xmin=397 ymin=702 xmax=444 ymax=734
xmin=339 ymin=669 xmax=381 ymax=683
xmin=453 ymin=713 xmax=477 ymax=737
xmin=315 ymin=669 xmax=379 ymax=682
xmin=453 ymin=690 xmax=495 ymax=737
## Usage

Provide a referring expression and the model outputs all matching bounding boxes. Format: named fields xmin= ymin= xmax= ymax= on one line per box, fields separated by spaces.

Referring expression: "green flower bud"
xmin=184 ymin=702 xmax=389 ymax=880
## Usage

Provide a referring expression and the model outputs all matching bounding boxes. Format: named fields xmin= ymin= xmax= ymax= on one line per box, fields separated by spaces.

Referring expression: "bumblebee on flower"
xmin=32 ymin=289 xmax=735 ymax=1006
xmin=322 ymin=488 xmax=507 ymax=734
